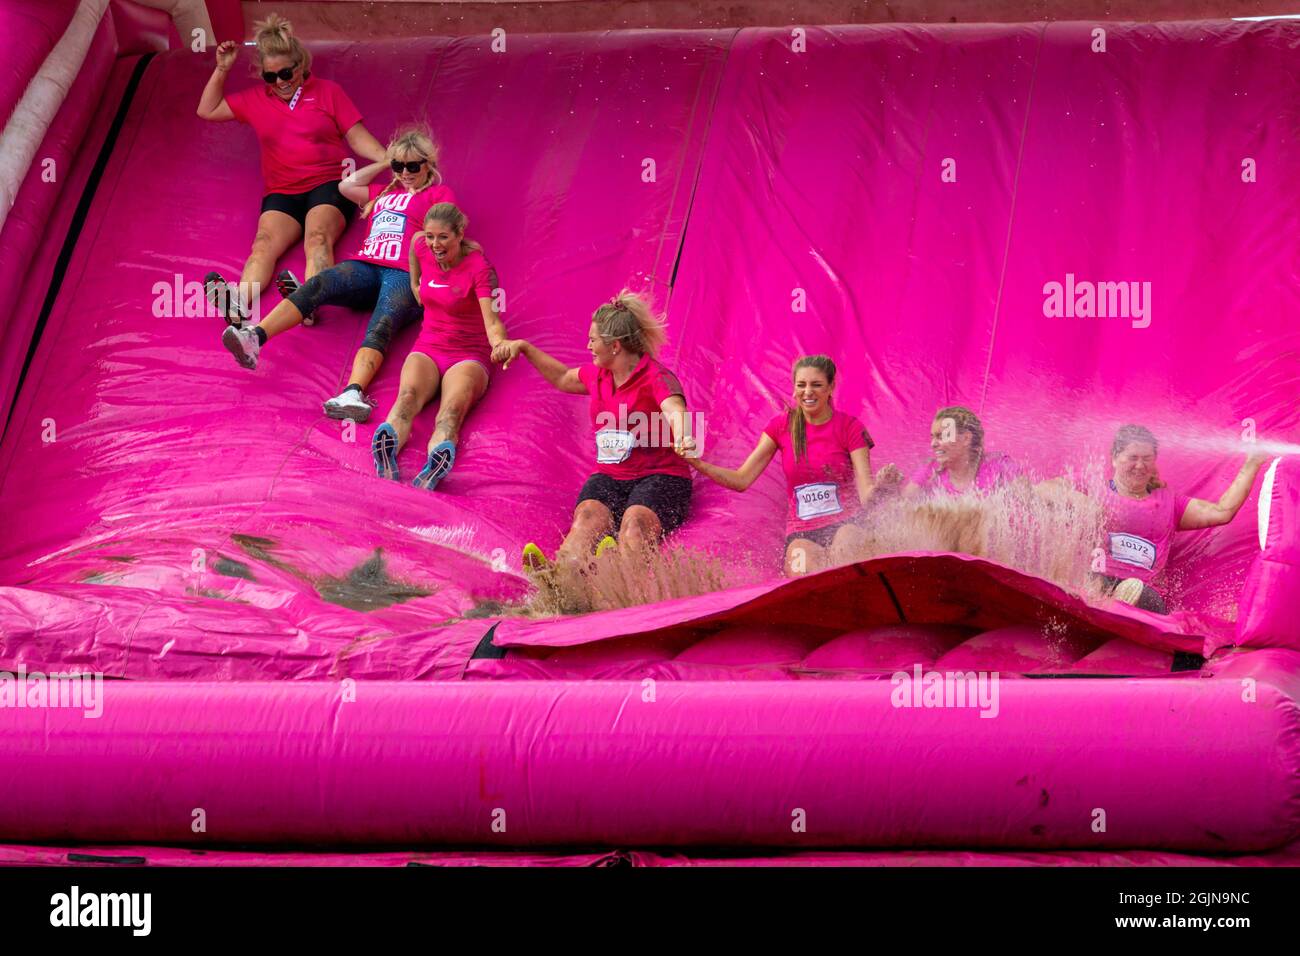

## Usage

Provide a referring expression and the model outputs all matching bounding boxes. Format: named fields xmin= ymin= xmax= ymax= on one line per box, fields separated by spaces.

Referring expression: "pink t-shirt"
xmin=1101 ymin=483 xmax=1191 ymax=583
xmin=578 ymin=354 xmax=690 ymax=481
xmin=226 ymin=76 xmax=363 ymax=195
xmin=412 ymin=244 xmax=498 ymax=358
xmin=353 ymin=182 xmax=455 ymax=269
xmin=910 ymin=453 xmax=1021 ymax=495
xmin=762 ymin=411 xmax=873 ymax=536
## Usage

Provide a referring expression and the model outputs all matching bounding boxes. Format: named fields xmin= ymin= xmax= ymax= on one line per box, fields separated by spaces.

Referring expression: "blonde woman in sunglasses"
xmin=197 ymin=13 xmax=386 ymax=325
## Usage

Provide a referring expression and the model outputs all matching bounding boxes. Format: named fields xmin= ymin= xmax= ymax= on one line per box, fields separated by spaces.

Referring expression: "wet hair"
xmin=591 ymin=290 xmax=666 ymax=358
xmin=423 ymin=202 xmax=483 ymax=256
xmin=786 ymin=355 xmax=837 ymax=461
xmin=253 ymin=13 xmax=311 ymax=74
xmin=1111 ymin=424 xmax=1166 ymax=491
xmin=361 ymin=125 xmax=442 ymax=218
xmin=932 ymin=405 xmax=984 ymax=470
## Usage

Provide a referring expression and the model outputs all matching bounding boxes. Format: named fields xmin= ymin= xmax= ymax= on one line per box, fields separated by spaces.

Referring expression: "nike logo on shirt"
xmin=429 ymin=282 xmax=450 ymax=288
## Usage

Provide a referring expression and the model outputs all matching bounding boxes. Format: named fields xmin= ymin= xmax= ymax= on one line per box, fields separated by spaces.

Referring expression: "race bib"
xmin=595 ymin=429 xmax=636 ymax=464
xmin=1108 ymin=532 xmax=1157 ymax=571
xmin=360 ymin=209 xmax=406 ymax=261
xmin=794 ymin=482 xmax=842 ymax=521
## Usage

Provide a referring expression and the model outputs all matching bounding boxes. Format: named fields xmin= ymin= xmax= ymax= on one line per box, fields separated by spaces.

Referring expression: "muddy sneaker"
xmin=1111 ymin=577 xmax=1146 ymax=606
xmin=323 ymin=386 xmax=374 ymax=422
xmin=221 ymin=324 xmax=260 ymax=369
xmin=522 ymin=542 xmax=550 ymax=573
xmin=372 ymin=423 xmax=400 ymax=481
xmin=412 ymin=440 xmax=456 ymax=491
xmin=276 ymin=270 xmax=315 ymax=326
xmin=205 ymin=272 xmax=249 ymax=327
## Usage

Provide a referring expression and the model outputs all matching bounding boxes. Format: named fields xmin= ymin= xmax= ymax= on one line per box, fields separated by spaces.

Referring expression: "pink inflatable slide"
xmin=1 ymin=4 xmax=1299 ymax=862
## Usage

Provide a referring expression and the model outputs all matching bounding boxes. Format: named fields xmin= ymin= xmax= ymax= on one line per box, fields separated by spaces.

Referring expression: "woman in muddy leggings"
xmin=220 ymin=126 xmax=455 ymax=423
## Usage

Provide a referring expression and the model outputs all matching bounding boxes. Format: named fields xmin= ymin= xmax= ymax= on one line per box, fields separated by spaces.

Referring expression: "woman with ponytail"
xmin=371 ymin=203 xmax=507 ymax=489
xmin=221 ymin=127 xmax=456 ymax=423
xmin=896 ymin=405 xmax=1021 ymax=496
xmin=1092 ymin=424 xmax=1266 ymax=613
xmin=681 ymin=356 xmax=878 ymax=576
xmin=493 ymin=293 xmax=696 ymax=568
xmin=198 ymin=14 xmax=386 ymax=323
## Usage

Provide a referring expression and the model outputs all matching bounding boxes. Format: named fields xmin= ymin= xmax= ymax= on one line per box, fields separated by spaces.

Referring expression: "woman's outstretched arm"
xmin=683 ymin=433 xmax=779 ymax=491
xmin=1179 ymin=454 xmax=1269 ymax=530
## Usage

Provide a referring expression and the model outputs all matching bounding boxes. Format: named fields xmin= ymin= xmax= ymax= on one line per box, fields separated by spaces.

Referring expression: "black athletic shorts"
xmin=260 ymin=180 xmax=357 ymax=227
xmin=576 ymin=473 xmax=692 ymax=536
xmin=784 ymin=518 xmax=853 ymax=551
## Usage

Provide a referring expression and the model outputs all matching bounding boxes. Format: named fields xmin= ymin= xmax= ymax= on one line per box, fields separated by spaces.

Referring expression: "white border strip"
xmin=0 ymin=0 xmax=111 ymax=232
xmin=1258 ymin=456 xmax=1281 ymax=551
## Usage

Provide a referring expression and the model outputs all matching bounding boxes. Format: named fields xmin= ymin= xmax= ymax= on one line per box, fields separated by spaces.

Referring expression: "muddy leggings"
xmin=287 ymin=259 xmax=421 ymax=353
xmin=1093 ymin=573 xmax=1169 ymax=614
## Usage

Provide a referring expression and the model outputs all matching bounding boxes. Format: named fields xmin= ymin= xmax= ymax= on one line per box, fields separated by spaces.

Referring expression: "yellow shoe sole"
xmin=521 ymin=542 xmax=550 ymax=572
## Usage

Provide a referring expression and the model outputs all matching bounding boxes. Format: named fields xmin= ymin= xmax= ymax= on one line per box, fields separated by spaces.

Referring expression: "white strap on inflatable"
xmin=0 ymin=0 xmax=110 ymax=231
xmin=1258 ymin=455 xmax=1281 ymax=551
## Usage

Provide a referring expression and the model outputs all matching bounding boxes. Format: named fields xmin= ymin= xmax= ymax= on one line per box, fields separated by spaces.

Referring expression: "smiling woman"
xmin=195 ymin=13 xmax=387 ymax=323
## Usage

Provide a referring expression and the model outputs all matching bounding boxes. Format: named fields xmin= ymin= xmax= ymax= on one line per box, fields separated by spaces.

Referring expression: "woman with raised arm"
xmin=220 ymin=127 xmax=455 ymax=422
xmin=681 ymin=356 xmax=877 ymax=576
xmin=197 ymin=14 xmax=385 ymax=324
xmin=493 ymin=293 xmax=695 ymax=570
xmin=1093 ymin=424 xmax=1267 ymax=613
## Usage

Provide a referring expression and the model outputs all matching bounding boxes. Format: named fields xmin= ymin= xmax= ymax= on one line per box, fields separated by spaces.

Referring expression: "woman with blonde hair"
xmin=371 ymin=203 xmax=507 ymax=489
xmin=493 ymin=293 xmax=696 ymax=567
xmin=197 ymin=14 xmax=386 ymax=323
xmin=221 ymin=126 xmax=456 ymax=422
xmin=680 ymin=355 xmax=878 ymax=576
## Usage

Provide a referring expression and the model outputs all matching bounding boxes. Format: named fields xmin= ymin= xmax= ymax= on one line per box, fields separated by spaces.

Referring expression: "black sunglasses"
xmin=261 ymin=65 xmax=299 ymax=83
xmin=390 ymin=159 xmax=429 ymax=174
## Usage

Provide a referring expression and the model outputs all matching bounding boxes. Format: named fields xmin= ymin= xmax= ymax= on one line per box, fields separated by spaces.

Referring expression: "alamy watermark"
xmin=890 ymin=664 xmax=1000 ymax=718
xmin=1042 ymin=273 xmax=1151 ymax=328
xmin=0 ymin=666 xmax=103 ymax=718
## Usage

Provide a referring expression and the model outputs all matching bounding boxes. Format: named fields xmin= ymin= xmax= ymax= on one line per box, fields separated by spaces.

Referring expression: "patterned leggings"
xmin=287 ymin=259 xmax=421 ymax=353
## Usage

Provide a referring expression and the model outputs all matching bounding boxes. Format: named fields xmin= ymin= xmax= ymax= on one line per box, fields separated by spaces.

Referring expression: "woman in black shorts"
xmin=196 ymin=14 xmax=386 ymax=324
xmin=493 ymin=292 xmax=696 ymax=574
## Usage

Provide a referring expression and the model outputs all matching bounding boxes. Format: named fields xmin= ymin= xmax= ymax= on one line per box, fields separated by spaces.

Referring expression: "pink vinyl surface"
xmin=1 ymin=21 xmax=1299 ymax=854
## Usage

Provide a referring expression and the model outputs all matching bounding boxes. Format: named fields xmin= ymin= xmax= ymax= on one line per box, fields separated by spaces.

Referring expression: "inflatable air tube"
xmin=1 ymin=678 xmax=1297 ymax=849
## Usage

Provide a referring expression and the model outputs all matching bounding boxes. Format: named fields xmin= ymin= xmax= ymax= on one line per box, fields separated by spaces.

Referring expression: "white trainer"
xmin=221 ymin=325 xmax=260 ymax=370
xmin=323 ymin=387 xmax=374 ymax=422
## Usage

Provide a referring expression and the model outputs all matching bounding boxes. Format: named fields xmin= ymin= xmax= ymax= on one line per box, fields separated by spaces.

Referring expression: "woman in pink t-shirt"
xmin=493 ymin=293 xmax=696 ymax=572
xmin=221 ymin=127 xmax=455 ymax=422
xmin=682 ymin=355 xmax=879 ymax=576
xmin=883 ymin=405 xmax=1022 ymax=497
xmin=371 ymin=203 xmax=508 ymax=490
xmin=196 ymin=15 xmax=385 ymax=323
xmin=1090 ymin=424 xmax=1266 ymax=613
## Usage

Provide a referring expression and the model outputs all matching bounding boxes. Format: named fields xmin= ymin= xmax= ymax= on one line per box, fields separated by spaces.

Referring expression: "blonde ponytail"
xmin=591 ymin=290 xmax=665 ymax=357
xmin=252 ymin=13 xmax=312 ymax=74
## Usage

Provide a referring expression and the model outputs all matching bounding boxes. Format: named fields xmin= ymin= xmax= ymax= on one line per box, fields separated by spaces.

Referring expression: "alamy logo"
xmin=0 ymin=666 xmax=103 ymax=718
xmin=890 ymin=664 xmax=1000 ymax=718
xmin=50 ymin=886 xmax=151 ymax=936
xmin=1042 ymin=273 xmax=1151 ymax=328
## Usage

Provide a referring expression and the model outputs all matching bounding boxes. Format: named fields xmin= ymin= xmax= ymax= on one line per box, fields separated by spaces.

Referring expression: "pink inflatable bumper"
xmin=1232 ymin=457 xmax=1300 ymax=653
xmin=0 ymin=657 xmax=1298 ymax=850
